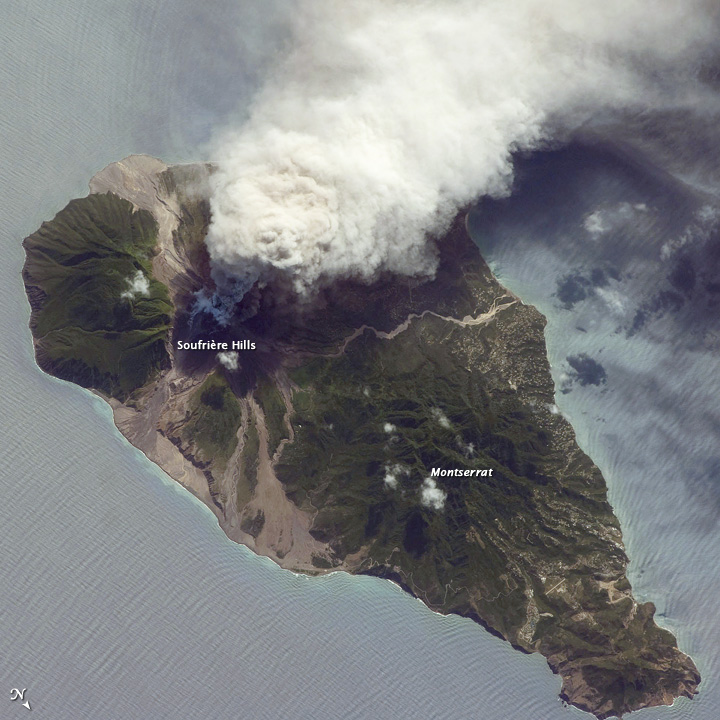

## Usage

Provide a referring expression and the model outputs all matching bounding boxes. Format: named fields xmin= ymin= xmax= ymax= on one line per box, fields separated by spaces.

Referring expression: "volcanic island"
xmin=22 ymin=155 xmax=700 ymax=719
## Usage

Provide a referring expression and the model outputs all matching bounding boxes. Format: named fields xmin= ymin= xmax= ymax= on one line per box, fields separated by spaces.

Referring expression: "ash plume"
xmin=206 ymin=0 xmax=719 ymax=299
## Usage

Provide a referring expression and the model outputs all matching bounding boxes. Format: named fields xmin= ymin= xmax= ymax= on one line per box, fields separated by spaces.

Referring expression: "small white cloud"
xmin=455 ymin=435 xmax=475 ymax=457
xmin=583 ymin=202 xmax=648 ymax=239
xmin=363 ymin=387 xmax=371 ymax=397
xmin=595 ymin=286 xmax=627 ymax=315
xmin=660 ymin=230 xmax=691 ymax=261
xmin=120 ymin=270 xmax=150 ymax=300
xmin=583 ymin=211 xmax=607 ymax=237
xmin=660 ymin=205 xmax=720 ymax=260
xmin=697 ymin=205 xmax=720 ymax=224
xmin=430 ymin=407 xmax=451 ymax=429
xmin=558 ymin=371 xmax=572 ymax=391
xmin=217 ymin=351 xmax=239 ymax=370
xmin=383 ymin=463 xmax=407 ymax=490
xmin=420 ymin=477 xmax=446 ymax=511
xmin=383 ymin=422 xmax=397 ymax=433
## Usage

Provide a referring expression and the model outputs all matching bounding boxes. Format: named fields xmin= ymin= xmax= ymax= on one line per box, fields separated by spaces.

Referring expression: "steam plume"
xmin=206 ymin=0 xmax=719 ymax=297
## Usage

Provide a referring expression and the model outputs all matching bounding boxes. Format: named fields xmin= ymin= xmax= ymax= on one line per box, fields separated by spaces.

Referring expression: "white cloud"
xmin=217 ymin=351 xmax=239 ymax=370
xmin=431 ymin=407 xmax=451 ymax=429
xmin=462 ymin=440 xmax=475 ymax=457
xmin=120 ymin=270 xmax=150 ymax=300
xmin=455 ymin=434 xmax=474 ymax=456
xmin=206 ymin=0 xmax=717 ymax=296
xmin=595 ymin=286 xmax=628 ymax=316
xmin=420 ymin=477 xmax=447 ymax=511
xmin=383 ymin=422 xmax=397 ymax=433
xmin=583 ymin=211 xmax=607 ymax=238
xmin=383 ymin=463 xmax=407 ymax=490
xmin=660 ymin=205 xmax=720 ymax=260
xmin=583 ymin=202 xmax=648 ymax=239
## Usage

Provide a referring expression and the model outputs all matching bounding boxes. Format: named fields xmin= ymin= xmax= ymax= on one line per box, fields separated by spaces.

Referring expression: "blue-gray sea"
xmin=2 ymin=2 xmax=719 ymax=718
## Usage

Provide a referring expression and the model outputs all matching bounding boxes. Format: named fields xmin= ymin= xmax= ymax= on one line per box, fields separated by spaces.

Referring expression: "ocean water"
xmin=469 ymin=140 xmax=720 ymax=719
xmin=1 ymin=2 xmax=718 ymax=718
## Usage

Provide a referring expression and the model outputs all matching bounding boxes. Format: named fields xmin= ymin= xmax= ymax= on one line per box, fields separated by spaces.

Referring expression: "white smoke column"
xmin=207 ymin=0 xmax=718 ymax=296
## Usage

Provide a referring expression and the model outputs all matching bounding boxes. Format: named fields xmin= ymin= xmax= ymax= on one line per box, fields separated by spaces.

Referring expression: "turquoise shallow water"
xmin=1 ymin=2 xmax=718 ymax=718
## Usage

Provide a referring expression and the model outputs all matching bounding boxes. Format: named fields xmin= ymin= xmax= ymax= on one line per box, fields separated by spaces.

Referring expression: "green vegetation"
xmin=22 ymin=192 xmax=172 ymax=399
xmin=278 ymin=310 xmax=620 ymax=629
xmin=255 ymin=377 xmax=289 ymax=459
xmin=182 ymin=372 xmax=243 ymax=470
xmin=240 ymin=508 xmax=265 ymax=538
xmin=273 ymin=299 xmax=697 ymax=716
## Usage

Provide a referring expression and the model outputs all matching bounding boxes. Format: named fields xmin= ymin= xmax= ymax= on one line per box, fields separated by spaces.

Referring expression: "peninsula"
xmin=22 ymin=155 xmax=700 ymax=719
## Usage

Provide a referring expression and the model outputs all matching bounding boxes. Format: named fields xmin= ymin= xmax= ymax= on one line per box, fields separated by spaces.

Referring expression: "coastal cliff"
xmin=22 ymin=155 xmax=700 ymax=719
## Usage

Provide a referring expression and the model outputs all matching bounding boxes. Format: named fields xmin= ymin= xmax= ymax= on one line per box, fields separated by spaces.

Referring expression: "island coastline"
xmin=22 ymin=155 xmax=701 ymax=720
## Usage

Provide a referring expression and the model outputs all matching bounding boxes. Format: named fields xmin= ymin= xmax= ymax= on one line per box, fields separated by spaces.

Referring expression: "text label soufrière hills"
xmin=176 ymin=340 xmax=256 ymax=351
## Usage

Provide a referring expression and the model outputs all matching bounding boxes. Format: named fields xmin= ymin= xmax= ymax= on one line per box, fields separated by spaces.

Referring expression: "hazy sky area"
xmin=206 ymin=0 xmax=720 ymax=298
